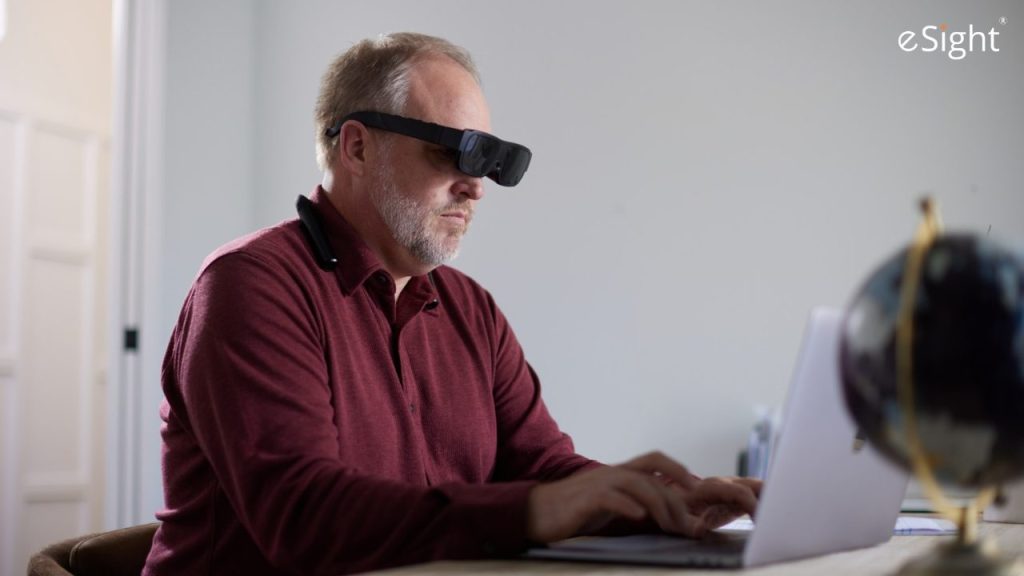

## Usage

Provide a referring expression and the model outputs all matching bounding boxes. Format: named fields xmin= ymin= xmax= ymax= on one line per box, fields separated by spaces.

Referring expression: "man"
xmin=143 ymin=32 xmax=760 ymax=575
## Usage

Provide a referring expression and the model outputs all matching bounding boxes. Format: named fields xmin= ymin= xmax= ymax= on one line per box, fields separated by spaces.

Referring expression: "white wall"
xmin=149 ymin=0 xmax=1024 ymax=519
xmin=138 ymin=0 xmax=256 ymax=521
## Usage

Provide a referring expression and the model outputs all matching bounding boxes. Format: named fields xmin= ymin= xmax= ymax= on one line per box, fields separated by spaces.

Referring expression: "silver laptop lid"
xmin=744 ymin=307 xmax=908 ymax=566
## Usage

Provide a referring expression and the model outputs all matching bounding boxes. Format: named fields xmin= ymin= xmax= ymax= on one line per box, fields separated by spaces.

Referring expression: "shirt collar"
xmin=308 ymin=186 xmax=440 ymax=314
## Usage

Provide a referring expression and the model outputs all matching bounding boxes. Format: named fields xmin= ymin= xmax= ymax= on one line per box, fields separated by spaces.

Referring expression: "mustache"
xmin=436 ymin=202 xmax=475 ymax=222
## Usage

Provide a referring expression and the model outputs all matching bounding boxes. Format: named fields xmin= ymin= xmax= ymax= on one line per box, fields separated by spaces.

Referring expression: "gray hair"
xmin=314 ymin=32 xmax=480 ymax=171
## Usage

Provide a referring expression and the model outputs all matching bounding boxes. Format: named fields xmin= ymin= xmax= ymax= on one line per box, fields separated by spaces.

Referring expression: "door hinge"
xmin=123 ymin=327 xmax=139 ymax=351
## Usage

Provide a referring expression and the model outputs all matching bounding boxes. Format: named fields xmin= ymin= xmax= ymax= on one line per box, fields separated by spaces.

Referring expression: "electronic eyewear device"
xmin=325 ymin=111 xmax=532 ymax=187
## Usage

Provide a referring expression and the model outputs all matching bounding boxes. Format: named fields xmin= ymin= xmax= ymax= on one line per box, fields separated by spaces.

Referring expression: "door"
xmin=0 ymin=0 xmax=113 ymax=574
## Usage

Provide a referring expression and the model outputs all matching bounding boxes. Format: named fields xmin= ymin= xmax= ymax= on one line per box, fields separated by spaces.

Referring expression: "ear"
xmin=337 ymin=121 xmax=370 ymax=177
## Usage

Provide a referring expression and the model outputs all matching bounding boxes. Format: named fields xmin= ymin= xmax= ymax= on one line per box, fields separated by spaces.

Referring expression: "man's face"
xmin=369 ymin=141 xmax=473 ymax=266
xmin=365 ymin=56 xmax=491 ymax=268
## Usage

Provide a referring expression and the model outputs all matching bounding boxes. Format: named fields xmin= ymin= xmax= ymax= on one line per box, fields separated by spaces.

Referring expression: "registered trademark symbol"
xmin=999 ymin=16 xmax=1007 ymax=26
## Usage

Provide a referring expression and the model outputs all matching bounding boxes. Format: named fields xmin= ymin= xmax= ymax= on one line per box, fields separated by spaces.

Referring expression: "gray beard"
xmin=369 ymin=159 xmax=467 ymax=267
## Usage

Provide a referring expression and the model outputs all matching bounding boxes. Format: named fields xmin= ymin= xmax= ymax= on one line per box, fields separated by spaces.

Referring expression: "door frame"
xmin=107 ymin=0 xmax=167 ymax=529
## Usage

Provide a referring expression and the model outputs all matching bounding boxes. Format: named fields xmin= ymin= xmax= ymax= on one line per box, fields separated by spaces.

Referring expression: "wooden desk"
xmin=373 ymin=522 xmax=1024 ymax=575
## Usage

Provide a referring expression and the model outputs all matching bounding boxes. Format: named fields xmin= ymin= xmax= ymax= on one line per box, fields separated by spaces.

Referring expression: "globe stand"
xmin=894 ymin=503 xmax=1024 ymax=576
xmin=896 ymin=542 xmax=1022 ymax=576
xmin=893 ymin=199 xmax=1024 ymax=576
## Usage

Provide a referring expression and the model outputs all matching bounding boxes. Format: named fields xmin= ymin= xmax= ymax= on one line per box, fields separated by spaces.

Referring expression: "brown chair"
xmin=26 ymin=523 xmax=159 ymax=576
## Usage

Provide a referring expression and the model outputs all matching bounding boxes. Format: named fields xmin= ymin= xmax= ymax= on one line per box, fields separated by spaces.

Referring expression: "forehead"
xmin=403 ymin=55 xmax=491 ymax=134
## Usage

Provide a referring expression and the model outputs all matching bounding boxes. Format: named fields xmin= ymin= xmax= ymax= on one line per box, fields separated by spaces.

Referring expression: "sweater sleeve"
xmin=486 ymin=295 xmax=603 ymax=483
xmin=165 ymin=252 xmax=537 ymax=575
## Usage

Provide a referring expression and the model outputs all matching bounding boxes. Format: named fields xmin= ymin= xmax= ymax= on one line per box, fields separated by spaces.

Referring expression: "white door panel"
xmin=0 ymin=117 xmax=108 ymax=576
xmin=0 ymin=0 xmax=112 ymax=568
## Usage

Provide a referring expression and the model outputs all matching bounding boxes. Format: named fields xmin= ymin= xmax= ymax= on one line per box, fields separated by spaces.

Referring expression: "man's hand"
xmin=671 ymin=475 xmax=762 ymax=537
xmin=525 ymin=451 xmax=761 ymax=543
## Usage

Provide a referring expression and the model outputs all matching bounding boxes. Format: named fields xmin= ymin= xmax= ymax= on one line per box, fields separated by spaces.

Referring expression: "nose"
xmin=453 ymin=175 xmax=485 ymax=201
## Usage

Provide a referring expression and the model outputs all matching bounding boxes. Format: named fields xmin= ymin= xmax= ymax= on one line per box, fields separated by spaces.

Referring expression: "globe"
xmin=840 ymin=233 xmax=1024 ymax=490
xmin=839 ymin=201 xmax=1024 ymax=575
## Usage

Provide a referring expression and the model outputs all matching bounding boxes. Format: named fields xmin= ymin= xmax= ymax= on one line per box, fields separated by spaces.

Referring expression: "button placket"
xmin=394 ymin=331 xmax=431 ymax=485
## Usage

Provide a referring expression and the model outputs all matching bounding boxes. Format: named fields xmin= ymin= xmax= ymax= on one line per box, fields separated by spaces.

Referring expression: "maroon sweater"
xmin=143 ymin=187 xmax=598 ymax=575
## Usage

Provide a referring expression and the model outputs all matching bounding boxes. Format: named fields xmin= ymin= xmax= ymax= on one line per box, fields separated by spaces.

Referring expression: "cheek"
xmin=404 ymin=184 xmax=451 ymax=212
xmin=384 ymin=147 xmax=457 ymax=207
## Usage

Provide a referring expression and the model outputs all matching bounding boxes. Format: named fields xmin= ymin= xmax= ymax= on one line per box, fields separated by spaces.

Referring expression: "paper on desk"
xmin=893 ymin=517 xmax=957 ymax=535
xmin=717 ymin=516 xmax=957 ymax=536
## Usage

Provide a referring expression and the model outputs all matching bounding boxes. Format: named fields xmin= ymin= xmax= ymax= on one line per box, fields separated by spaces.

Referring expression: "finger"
xmin=680 ymin=511 xmax=709 ymax=539
xmin=697 ymin=477 xmax=762 ymax=518
xmin=700 ymin=505 xmax=749 ymax=531
xmin=653 ymin=478 xmax=692 ymax=534
xmin=611 ymin=471 xmax=689 ymax=535
xmin=679 ymin=502 xmax=751 ymax=538
xmin=685 ymin=478 xmax=759 ymax=518
xmin=733 ymin=477 xmax=763 ymax=497
xmin=613 ymin=473 xmax=675 ymax=531
xmin=620 ymin=451 xmax=699 ymax=490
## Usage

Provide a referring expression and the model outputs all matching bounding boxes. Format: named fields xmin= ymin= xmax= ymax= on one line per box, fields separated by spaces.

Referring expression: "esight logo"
xmin=898 ymin=18 xmax=1007 ymax=61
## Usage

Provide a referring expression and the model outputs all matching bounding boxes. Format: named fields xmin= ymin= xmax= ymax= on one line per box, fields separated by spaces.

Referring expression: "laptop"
xmin=525 ymin=307 xmax=909 ymax=569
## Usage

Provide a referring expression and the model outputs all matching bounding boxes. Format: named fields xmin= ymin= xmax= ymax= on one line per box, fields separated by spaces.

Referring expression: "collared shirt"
xmin=143 ymin=187 xmax=597 ymax=575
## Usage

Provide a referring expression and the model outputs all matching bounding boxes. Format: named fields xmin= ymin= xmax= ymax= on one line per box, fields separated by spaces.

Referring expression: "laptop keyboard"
xmin=526 ymin=532 xmax=749 ymax=569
